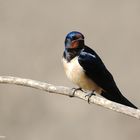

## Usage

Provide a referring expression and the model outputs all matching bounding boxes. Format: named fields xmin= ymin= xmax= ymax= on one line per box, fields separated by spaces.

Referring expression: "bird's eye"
xmin=72 ymin=36 xmax=77 ymax=40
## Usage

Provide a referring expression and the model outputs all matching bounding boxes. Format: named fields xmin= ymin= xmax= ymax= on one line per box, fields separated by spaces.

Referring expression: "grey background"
xmin=0 ymin=0 xmax=140 ymax=140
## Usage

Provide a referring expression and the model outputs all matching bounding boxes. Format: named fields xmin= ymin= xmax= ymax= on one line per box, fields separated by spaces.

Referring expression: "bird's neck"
xmin=63 ymin=47 xmax=83 ymax=62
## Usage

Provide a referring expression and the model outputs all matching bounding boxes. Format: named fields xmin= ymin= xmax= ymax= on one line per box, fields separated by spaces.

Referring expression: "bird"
xmin=62 ymin=31 xmax=137 ymax=109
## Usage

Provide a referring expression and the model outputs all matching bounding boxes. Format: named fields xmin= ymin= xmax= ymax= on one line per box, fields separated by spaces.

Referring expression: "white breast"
xmin=62 ymin=57 xmax=102 ymax=94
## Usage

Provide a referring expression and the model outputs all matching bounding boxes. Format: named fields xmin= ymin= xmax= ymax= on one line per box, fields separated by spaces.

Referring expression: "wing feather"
xmin=78 ymin=46 xmax=118 ymax=93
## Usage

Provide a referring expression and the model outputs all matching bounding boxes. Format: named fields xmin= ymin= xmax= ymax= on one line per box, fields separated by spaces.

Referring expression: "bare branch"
xmin=0 ymin=76 xmax=139 ymax=119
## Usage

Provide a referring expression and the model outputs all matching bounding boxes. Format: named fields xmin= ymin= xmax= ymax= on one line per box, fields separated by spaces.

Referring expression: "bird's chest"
xmin=63 ymin=57 xmax=85 ymax=83
xmin=62 ymin=57 xmax=101 ymax=92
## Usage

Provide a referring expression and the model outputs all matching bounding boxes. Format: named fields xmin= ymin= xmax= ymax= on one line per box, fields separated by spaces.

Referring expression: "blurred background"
xmin=0 ymin=0 xmax=140 ymax=140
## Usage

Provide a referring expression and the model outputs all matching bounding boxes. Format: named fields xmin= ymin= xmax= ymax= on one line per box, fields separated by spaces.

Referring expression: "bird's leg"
xmin=70 ymin=87 xmax=84 ymax=97
xmin=85 ymin=90 xmax=96 ymax=103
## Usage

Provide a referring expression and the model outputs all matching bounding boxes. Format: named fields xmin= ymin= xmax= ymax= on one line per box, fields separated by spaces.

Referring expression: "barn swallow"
xmin=62 ymin=31 xmax=137 ymax=109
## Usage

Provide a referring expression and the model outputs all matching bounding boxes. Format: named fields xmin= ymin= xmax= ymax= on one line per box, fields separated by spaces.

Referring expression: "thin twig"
xmin=0 ymin=76 xmax=139 ymax=119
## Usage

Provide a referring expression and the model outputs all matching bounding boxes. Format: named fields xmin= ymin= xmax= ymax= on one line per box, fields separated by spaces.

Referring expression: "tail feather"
xmin=101 ymin=90 xmax=138 ymax=109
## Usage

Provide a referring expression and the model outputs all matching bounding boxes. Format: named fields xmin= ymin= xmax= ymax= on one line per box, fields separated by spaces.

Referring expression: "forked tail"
xmin=101 ymin=90 xmax=138 ymax=109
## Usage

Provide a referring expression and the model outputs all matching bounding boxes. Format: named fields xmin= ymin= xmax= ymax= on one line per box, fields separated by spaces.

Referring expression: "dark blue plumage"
xmin=63 ymin=31 xmax=137 ymax=109
xmin=78 ymin=46 xmax=117 ymax=92
xmin=78 ymin=46 xmax=137 ymax=108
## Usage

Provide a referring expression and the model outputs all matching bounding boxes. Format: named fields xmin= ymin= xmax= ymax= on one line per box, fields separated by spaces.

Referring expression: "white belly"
xmin=62 ymin=57 xmax=102 ymax=94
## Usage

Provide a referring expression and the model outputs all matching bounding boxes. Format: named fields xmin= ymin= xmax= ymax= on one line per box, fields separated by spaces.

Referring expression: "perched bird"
xmin=62 ymin=31 xmax=137 ymax=109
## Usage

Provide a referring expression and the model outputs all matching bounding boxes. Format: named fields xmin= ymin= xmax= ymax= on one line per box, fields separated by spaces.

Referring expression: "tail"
xmin=101 ymin=90 xmax=138 ymax=109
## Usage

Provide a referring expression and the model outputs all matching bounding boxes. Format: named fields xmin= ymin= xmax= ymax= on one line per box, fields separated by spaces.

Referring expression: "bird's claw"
xmin=70 ymin=87 xmax=84 ymax=97
xmin=85 ymin=91 xmax=95 ymax=103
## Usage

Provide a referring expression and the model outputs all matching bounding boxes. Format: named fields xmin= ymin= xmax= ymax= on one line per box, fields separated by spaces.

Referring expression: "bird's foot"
xmin=85 ymin=91 xmax=96 ymax=103
xmin=70 ymin=87 xmax=84 ymax=97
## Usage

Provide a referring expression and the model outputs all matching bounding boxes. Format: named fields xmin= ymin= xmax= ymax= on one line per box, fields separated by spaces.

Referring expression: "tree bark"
xmin=0 ymin=76 xmax=139 ymax=119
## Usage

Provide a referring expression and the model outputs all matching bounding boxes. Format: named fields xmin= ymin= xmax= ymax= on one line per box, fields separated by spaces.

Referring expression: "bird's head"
xmin=64 ymin=31 xmax=85 ymax=50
